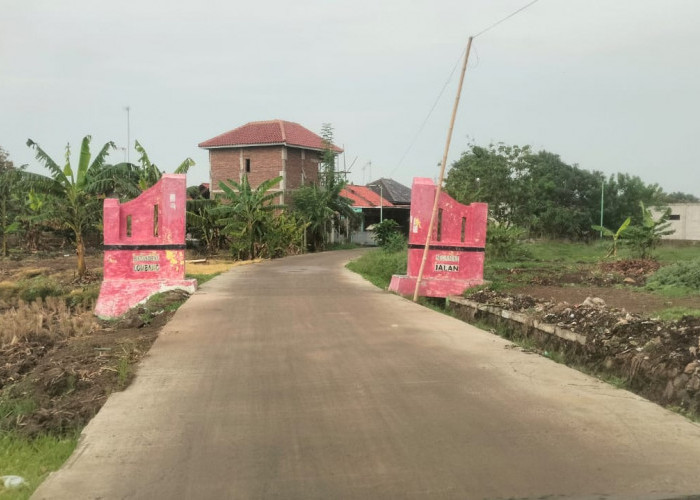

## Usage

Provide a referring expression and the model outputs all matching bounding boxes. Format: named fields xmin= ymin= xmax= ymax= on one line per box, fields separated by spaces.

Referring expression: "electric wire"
xmin=388 ymin=48 xmax=465 ymax=178
xmin=473 ymin=0 xmax=541 ymax=39
xmin=388 ymin=0 xmax=541 ymax=178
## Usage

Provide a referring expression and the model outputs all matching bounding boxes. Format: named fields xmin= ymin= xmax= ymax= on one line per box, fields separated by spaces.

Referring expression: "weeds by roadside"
xmin=346 ymin=248 xmax=406 ymax=289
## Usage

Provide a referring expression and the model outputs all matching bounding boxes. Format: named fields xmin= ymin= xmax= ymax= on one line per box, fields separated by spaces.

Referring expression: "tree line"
xmin=444 ymin=143 xmax=697 ymax=241
xmin=0 ymin=125 xmax=355 ymax=276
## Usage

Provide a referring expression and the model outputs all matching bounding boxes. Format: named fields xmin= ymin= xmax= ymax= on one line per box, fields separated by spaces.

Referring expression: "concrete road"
xmin=34 ymin=250 xmax=700 ymax=499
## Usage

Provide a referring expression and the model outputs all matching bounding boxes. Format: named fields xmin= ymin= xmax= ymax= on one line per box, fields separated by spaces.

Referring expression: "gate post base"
xmin=94 ymin=278 xmax=197 ymax=319
xmin=389 ymin=274 xmax=484 ymax=299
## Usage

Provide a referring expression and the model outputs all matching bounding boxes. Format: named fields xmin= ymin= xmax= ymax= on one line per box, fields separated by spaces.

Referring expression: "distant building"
xmin=198 ymin=119 xmax=342 ymax=202
xmin=653 ymin=203 xmax=700 ymax=241
xmin=340 ymin=181 xmax=411 ymax=245
xmin=367 ymin=177 xmax=412 ymax=206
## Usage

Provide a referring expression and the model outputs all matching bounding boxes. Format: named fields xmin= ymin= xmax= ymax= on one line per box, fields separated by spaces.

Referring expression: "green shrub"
xmin=18 ymin=275 xmax=64 ymax=302
xmin=646 ymin=258 xmax=700 ymax=292
xmin=383 ymin=232 xmax=407 ymax=253
xmin=486 ymin=223 xmax=529 ymax=260
xmin=371 ymin=219 xmax=401 ymax=247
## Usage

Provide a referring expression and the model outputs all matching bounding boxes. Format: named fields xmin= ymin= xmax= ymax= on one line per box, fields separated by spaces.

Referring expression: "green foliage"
xmin=660 ymin=191 xmax=700 ymax=203
xmin=214 ymin=175 xmax=302 ymax=260
xmin=185 ymin=273 xmax=221 ymax=285
xmin=293 ymin=183 xmax=355 ymax=252
xmin=186 ymin=198 xmax=225 ymax=254
xmin=646 ymin=258 xmax=700 ymax=292
xmin=0 ymin=147 xmax=24 ymax=258
xmin=624 ymin=202 xmax=675 ymax=259
xmin=25 ymin=136 xmax=115 ymax=275
xmin=444 ymin=142 xmax=668 ymax=241
xmin=383 ymin=232 xmax=407 ymax=253
xmin=98 ymin=141 xmax=195 ymax=199
xmin=262 ymin=211 xmax=306 ymax=258
xmin=0 ymin=432 xmax=78 ymax=499
xmin=592 ymin=216 xmax=631 ymax=257
xmin=18 ymin=275 xmax=64 ymax=302
xmin=486 ymin=223 xmax=528 ymax=260
xmin=445 ymin=143 xmax=529 ymax=226
xmin=346 ymin=248 xmax=407 ymax=289
xmin=654 ymin=307 xmax=700 ymax=321
xmin=371 ymin=219 xmax=401 ymax=247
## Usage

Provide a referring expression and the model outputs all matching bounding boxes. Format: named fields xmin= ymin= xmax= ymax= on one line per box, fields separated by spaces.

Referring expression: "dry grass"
xmin=185 ymin=258 xmax=261 ymax=276
xmin=0 ymin=297 xmax=96 ymax=346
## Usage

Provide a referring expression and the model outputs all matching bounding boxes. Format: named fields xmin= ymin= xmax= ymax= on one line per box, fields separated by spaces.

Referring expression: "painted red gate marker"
xmin=389 ymin=177 xmax=487 ymax=298
xmin=94 ymin=174 xmax=197 ymax=319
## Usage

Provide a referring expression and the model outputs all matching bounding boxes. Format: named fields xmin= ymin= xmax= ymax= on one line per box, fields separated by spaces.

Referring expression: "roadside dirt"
xmin=462 ymin=259 xmax=700 ymax=416
xmin=0 ymin=253 xmax=216 ymax=438
xmin=505 ymin=259 xmax=698 ymax=314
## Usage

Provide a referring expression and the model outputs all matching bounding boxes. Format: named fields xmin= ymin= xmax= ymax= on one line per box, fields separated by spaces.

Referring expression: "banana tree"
xmin=26 ymin=136 xmax=115 ymax=276
xmin=213 ymin=176 xmax=285 ymax=260
xmin=592 ymin=216 xmax=631 ymax=257
xmin=100 ymin=141 xmax=195 ymax=199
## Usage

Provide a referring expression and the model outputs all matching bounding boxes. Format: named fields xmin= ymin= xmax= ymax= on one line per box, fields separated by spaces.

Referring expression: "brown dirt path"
xmin=511 ymin=284 xmax=700 ymax=314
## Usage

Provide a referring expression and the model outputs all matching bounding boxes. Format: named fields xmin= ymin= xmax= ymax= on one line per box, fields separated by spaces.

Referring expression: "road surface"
xmin=34 ymin=249 xmax=700 ymax=499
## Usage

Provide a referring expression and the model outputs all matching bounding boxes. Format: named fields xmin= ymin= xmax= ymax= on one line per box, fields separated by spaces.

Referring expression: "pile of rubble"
xmin=463 ymin=289 xmax=700 ymax=415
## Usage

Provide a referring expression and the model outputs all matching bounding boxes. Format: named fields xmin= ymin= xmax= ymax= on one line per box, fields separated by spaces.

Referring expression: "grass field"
xmin=0 ymin=433 xmax=77 ymax=499
xmin=346 ymin=240 xmax=700 ymax=303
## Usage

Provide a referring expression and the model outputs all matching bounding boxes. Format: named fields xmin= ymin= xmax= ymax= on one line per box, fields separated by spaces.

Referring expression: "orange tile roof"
xmin=341 ymin=185 xmax=394 ymax=208
xmin=198 ymin=119 xmax=343 ymax=152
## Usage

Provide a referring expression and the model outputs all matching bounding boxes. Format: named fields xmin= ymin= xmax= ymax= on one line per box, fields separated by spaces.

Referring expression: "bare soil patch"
xmin=0 ymin=252 xmax=192 ymax=437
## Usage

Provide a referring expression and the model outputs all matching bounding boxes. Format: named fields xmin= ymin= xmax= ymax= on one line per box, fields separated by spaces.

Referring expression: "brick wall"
xmin=210 ymin=146 xmax=284 ymax=194
xmin=210 ymin=145 xmax=325 ymax=198
xmin=285 ymin=147 xmax=320 ymax=190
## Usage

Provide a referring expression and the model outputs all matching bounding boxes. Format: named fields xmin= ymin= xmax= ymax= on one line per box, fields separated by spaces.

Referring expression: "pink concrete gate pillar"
xmin=95 ymin=174 xmax=196 ymax=319
xmin=389 ymin=177 xmax=488 ymax=298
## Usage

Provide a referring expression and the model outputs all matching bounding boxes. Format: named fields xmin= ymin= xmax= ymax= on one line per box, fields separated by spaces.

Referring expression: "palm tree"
xmin=26 ymin=136 xmax=115 ymax=276
xmin=213 ymin=176 xmax=285 ymax=260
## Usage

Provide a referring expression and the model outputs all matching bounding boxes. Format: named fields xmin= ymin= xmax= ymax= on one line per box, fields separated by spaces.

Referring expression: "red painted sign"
xmin=95 ymin=175 xmax=196 ymax=318
xmin=389 ymin=177 xmax=487 ymax=298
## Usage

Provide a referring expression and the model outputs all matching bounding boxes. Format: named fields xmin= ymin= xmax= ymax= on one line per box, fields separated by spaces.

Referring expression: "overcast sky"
xmin=2 ymin=0 xmax=698 ymax=197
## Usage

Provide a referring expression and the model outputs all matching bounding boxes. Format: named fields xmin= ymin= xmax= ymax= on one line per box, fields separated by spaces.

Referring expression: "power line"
xmin=388 ymin=0 xmax=541 ymax=179
xmin=474 ymin=0 xmax=541 ymax=39
xmin=388 ymin=48 xmax=464 ymax=178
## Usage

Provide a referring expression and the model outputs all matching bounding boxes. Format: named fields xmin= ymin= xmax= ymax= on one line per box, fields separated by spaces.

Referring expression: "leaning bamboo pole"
xmin=413 ymin=36 xmax=474 ymax=302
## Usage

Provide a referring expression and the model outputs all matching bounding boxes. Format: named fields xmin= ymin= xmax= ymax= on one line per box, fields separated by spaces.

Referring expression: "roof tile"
xmin=198 ymin=119 xmax=343 ymax=152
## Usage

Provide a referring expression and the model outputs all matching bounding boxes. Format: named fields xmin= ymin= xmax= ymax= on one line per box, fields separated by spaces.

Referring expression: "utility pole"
xmin=600 ymin=178 xmax=604 ymax=238
xmin=413 ymin=36 xmax=473 ymax=302
xmin=124 ymin=106 xmax=131 ymax=164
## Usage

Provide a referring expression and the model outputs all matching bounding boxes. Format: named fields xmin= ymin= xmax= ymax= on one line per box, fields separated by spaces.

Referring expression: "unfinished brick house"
xmin=198 ymin=120 xmax=342 ymax=202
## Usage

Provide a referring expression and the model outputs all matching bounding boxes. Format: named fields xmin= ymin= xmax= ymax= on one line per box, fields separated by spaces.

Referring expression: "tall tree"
xmin=445 ymin=143 xmax=530 ymax=227
xmin=660 ymin=191 xmax=700 ymax=203
xmin=26 ymin=136 xmax=115 ymax=275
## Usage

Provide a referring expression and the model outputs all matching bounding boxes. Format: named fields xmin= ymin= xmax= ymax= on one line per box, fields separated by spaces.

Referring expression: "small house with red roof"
xmin=198 ymin=120 xmax=342 ymax=202
xmin=341 ymin=183 xmax=411 ymax=245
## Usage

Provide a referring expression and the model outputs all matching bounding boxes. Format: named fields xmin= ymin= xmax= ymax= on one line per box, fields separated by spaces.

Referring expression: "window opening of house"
xmin=670 ymin=214 xmax=681 ymax=221
xmin=245 ymin=158 xmax=251 ymax=173
xmin=153 ymin=205 xmax=159 ymax=237
xmin=461 ymin=217 xmax=466 ymax=242
xmin=437 ymin=209 xmax=443 ymax=242
xmin=126 ymin=215 xmax=132 ymax=237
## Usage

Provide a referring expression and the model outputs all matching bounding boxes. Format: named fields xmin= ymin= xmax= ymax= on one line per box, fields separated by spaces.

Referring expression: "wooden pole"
xmin=413 ymin=36 xmax=474 ymax=302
